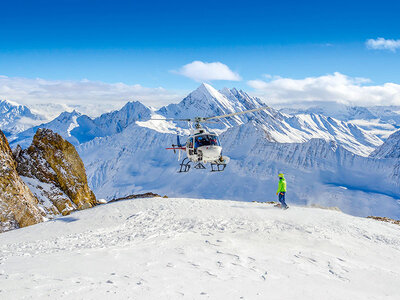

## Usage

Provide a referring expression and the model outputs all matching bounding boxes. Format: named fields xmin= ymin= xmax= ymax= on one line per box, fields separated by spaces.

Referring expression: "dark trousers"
xmin=278 ymin=192 xmax=287 ymax=208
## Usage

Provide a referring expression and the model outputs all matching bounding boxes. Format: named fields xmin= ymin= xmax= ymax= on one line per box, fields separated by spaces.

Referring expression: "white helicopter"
xmin=155 ymin=106 xmax=269 ymax=173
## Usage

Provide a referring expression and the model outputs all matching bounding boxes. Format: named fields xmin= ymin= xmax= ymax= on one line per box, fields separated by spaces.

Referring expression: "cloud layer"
xmin=174 ymin=61 xmax=241 ymax=82
xmin=366 ymin=37 xmax=400 ymax=52
xmin=247 ymin=72 xmax=400 ymax=106
xmin=0 ymin=76 xmax=183 ymax=118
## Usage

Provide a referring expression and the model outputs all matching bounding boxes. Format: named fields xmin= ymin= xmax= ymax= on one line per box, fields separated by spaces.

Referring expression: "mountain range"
xmin=279 ymin=101 xmax=400 ymax=139
xmin=2 ymin=83 xmax=400 ymax=218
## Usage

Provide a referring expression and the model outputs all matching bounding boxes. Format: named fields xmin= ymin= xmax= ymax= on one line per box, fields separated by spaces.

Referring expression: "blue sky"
xmin=1 ymin=0 xmax=400 ymax=111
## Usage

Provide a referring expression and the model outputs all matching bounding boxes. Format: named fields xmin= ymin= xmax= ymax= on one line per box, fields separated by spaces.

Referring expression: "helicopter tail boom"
xmin=166 ymin=147 xmax=186 ymax=150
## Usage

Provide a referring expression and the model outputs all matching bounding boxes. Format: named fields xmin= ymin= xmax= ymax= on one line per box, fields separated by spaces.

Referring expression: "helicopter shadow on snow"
xmin=52 ymin=216 xmax=79 ymax=223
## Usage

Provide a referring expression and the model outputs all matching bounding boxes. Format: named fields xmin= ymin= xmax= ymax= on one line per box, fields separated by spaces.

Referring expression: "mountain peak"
xmin=0 ymin=99 xmax=21 ymax=108
xmin=191 ymin=83 xmax=224 ymax=100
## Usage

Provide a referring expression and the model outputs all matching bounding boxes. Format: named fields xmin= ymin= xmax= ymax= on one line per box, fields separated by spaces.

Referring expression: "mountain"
xmin=157 ymin=84 xmax=382 ymax=156
xmin=279 ymin=102 xmax=378 ymax=120
xmin=0 ymin=99 xmax=43 ymax=137
xmin=11 ymin=84 xmax=382 ymax=156
xmin=1 ymin=197 xmax=399 ymax=299
xmin=157 ymin=83 xmax=266 ymax=128
xmin=10 ymin=110 xmax=83 ymax=148
xmin=10 ymin=101 xmax=152 ymax=148
xmin=279 ymin=102 xmax=400 ymax=139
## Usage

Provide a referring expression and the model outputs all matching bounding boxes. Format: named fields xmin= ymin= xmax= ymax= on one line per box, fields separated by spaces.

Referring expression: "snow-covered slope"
xmin=0 ymin=99 xmax=43 ymax=137
xmin=370 ymin=129 xmax=400 ymax=159
xmin=0 ymin=197 xmax=399 ymax=299
xmin=78 ymin=119 xmax=400 ymax=218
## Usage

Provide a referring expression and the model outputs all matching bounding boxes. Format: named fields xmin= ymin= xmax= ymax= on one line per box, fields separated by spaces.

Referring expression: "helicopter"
xmin=154 ymin=106 xmax=270 ymax=173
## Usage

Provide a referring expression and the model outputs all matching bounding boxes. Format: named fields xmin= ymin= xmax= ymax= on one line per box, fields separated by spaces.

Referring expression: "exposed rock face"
xmin=0 ymin=130 xmax=43 ymax=232
xmin=15 ymin=129 xmax=97 ymax=216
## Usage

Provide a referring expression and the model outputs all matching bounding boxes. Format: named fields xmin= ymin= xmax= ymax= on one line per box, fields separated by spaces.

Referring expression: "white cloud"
xmin=0 ymin=76 xmax=184 ymax=118
xmin=247 ymin=72 xmax=400 ymax=106
xmin=173 ymin=61 xmax=241 ymax=82
xmin=366 ymin=37 xmax=400 ymax=52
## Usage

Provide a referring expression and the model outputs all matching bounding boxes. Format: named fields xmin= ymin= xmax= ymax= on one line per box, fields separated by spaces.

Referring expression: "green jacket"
xmin=277 ymin=176 xmax=287 ymax=193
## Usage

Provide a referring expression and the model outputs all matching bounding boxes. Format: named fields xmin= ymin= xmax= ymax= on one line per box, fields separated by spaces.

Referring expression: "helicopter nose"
xmin=199 ymin=146 xmax=222 ymax=161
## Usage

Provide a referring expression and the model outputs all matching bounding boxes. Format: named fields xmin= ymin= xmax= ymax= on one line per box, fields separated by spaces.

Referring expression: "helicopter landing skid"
xmin=194 ymin=162 xmax=206 ymax=170
xmin=210 ymin=163 xmax=226 ymax=172
xmin=178 ymin=158 xmax=191 ymax=173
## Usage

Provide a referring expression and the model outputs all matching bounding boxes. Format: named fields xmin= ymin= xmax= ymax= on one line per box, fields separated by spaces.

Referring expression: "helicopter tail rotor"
xmin=166 ymin=134 xmax=186 ymax=155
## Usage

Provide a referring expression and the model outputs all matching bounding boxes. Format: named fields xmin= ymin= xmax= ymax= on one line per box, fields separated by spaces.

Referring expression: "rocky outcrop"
xmin=0 ymin=130 xmax=44 ymax=232
xmin=15 ymin=129 xmax=97 ymax=216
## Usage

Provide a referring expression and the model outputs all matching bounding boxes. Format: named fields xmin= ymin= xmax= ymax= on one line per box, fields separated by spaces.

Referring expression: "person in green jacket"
xmin=276 ymin=173 xmax=288 ymax=209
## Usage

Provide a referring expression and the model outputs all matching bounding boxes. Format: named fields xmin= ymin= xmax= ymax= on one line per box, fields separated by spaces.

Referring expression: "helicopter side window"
xmin=188 ymin=137 xmax=194 ymax=155
xmin=187 ymin=137 xmax=193 ymax=149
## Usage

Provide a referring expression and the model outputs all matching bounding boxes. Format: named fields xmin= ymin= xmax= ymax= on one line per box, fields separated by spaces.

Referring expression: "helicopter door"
xmin=187 ymin=137 xmax=194 ymax=155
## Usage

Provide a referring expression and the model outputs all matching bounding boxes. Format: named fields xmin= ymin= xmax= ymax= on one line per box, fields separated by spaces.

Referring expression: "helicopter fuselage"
xmin=185 ymin=129 xmax=223 ymax=163
xmin=188 ymin=145 xmax=222 ymax=163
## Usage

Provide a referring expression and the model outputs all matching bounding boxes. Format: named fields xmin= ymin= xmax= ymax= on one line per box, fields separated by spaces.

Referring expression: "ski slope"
xmin=1 ymin=197 xmax=399 ymax=299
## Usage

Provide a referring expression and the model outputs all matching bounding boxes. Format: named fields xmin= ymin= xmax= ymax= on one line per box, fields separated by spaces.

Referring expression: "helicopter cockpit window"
xmin=195 ymin=135 xmax=220 ymax=147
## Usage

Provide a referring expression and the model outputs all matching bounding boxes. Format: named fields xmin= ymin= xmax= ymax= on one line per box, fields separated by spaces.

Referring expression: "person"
xmin=276 ymin=173 xmax=288 ymax=209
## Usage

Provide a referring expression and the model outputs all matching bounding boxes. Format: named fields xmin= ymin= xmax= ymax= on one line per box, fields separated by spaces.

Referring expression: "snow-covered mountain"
xmin=157 ymin=84 xmax=382 ymax=156
xmin=279 ymin=101 xmax=400 ymax=139
xmin=1 ymin=197 xmax=399 ymax=299
xmin=0 ymin=99 xmax=44 ymax=137
xmin=10 ymin=101 xmax=152 ymax=147
xmin=14 ymin=83 xmax=381 ymax=155
xmin=8 ymin=84 xmax=400 ymax=218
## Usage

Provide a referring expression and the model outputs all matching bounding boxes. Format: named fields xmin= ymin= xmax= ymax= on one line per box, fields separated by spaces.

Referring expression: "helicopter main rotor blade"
xmin=204 ymin=106 xmax=270 ymax=121
xmin=150 ymin=118 xmax=192 ymax=122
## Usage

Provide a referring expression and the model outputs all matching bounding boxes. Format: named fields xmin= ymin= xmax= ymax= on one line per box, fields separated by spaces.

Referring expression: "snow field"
xmin=0 ymin=197 xmax=400 ymax=299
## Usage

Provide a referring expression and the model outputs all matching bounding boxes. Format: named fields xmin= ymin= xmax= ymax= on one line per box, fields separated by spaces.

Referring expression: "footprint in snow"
xmin=261 ymin=271 xmax=268 ymax=280
xmin=205 ymin=240 xmax=219 ymax=247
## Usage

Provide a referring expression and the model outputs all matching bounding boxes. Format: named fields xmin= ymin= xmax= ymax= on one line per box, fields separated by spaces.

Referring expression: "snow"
xmin=0 ymin=197 xmax=399 ymax=299
xmin=66 ymin=115 xmax=79 ymax=137
xmin=0 ymin=99 xmax=44 ymax=138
